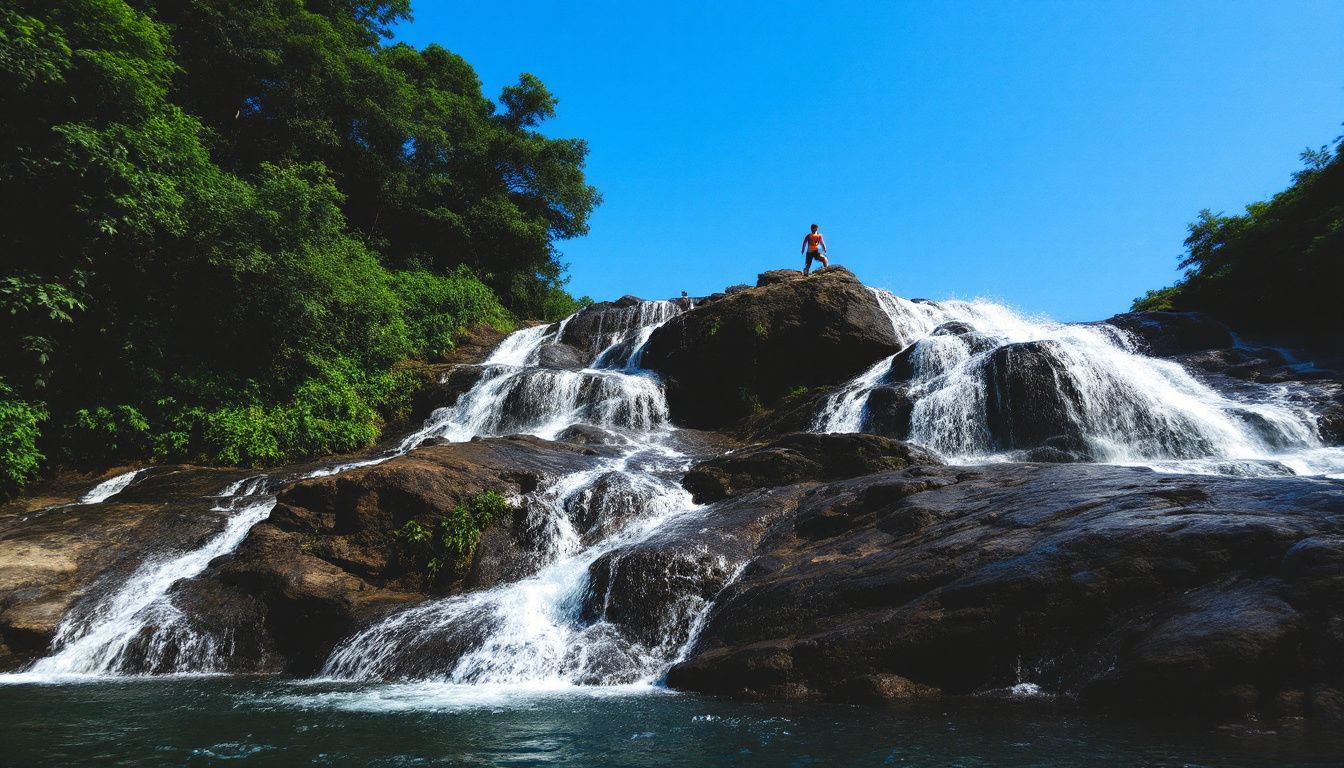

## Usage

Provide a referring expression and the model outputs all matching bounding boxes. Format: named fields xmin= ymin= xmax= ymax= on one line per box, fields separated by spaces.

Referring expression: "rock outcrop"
xmin=642 ymin=268 xmax=901 ymax=429
xmin=176 ymin=436 xmax=604 ymax=674
xmin=680 ymin=432 xmax=938 ymax=503
xmin=666 ymin=460 xmax=1344 ymax=719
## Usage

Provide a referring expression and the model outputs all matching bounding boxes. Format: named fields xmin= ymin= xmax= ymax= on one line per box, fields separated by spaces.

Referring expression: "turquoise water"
xmin=3 ymin=679 xmax=1343 ymax=766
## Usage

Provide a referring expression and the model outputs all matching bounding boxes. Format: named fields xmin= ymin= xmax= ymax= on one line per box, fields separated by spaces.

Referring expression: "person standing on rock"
xmin=801 ymin=224 xmax=829 ymax=275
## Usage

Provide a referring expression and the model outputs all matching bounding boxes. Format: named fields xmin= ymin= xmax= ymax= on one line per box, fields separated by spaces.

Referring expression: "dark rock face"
xmin=982 ymin=341 xmax=1088 ymax=453
xmin=580 ymin=485 xmax=807 ymax=664
xmin=537 ymin=343 xmax=587 ymax=370
xmin=553 ymin=294 xmax=669 ymax=359
xmin=1105 ymin=311 xmax=1234 ymax=357
xmin=680 ymin=433 xmax=939 ymax=504
xmin=666 ymin=463 xmax=1344 ymax=718
xmin=643 ymin=268 xmax=903 ymax=428
xmin=556 ymin=423 xmax=624 ymax=446
xmin=863 ymin=385 xmax=915 ymax=438
xmin=195 ymin=436 xmax=601 ymax=673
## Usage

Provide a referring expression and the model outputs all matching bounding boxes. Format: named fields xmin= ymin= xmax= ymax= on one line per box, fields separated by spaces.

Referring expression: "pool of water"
xmin=4 ymin=679 xmax=1344 ymax=766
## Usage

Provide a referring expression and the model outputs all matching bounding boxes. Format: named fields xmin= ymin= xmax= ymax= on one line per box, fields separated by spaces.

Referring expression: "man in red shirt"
xmin=801 ymin=224 xmax=829 ymax=275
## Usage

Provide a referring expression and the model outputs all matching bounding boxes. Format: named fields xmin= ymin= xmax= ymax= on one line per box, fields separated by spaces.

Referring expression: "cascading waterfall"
xmin=17 ymin=296 xmax=721 ymax=687
xmin=815 ymin=288 xmax=1342 ymax=477
xmin=19 ymin=279 xmax=1342 ymax=687
xmin=321 ymin=299 xmax=733 ymax=687
xmin=29 ymin=476 xmax=276 ymax=676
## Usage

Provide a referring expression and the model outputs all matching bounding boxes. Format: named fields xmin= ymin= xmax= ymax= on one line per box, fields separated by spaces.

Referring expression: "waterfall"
xmin=815 ymin=288 xmax=1342 ymax=477
xmin=18 ymin=296 xmax=712 ymax=684
xmin=29 ymin=480 xmax=276 ymax=675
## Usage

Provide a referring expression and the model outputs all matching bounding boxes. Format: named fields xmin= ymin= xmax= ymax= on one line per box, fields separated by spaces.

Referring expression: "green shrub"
xmin=65 ymin=404 xmax=152 ymax=464
xmin=390 ymin=266 xmax=515 ymax=358
xmin=0 ymin=382 xmax=45 ymax=496
xmin=400 ymin=490 xmax=514 ymax=581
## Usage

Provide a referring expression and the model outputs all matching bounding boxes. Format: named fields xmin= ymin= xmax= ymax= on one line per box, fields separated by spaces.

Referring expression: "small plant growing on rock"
xmin=399 ymin=490 xmax=514 ymax=584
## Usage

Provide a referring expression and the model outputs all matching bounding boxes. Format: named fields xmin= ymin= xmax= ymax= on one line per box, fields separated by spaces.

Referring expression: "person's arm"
xmin=801 ymin=234 xmax=809 ymax=254
xmin=820 ymin=235 xmax=828 ymax=254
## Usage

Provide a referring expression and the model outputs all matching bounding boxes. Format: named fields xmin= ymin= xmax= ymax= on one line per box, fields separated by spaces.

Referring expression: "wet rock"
xmin=643 ymin=267 xmax=903 ymax=428
xmin=536 ymin=343 xmax=588 ymax=370
xmin=198 ymin=436 xmax=600 ymax=673
xmin=680 ymin=432 xmax=938 ymax=504
xmin=864 ymin=385 xmax=915 ymax=438
xmin=841 ymin=673 xmax=941 ymax=704
xmin=410 ymin=365 xmax=487 ymax=421
xmin=581 ymin=485 xmax=806 ymax=652
xmin=667 ymin=463 xmax=1344 ymax=719
xmin=931 ymin=321 xmax=976 ymax=337
xmin=556 ymin=424 xmax=625 ymax=446
xmin=563 ymin=471 xmax=647 ymax=545
xmin=0 ymin=466 xmax=245 ymax=670
xmin=1105 ymin=311 xmax=1234 ymax=357
xmin=982 ymin=341 xmax=1087 ymax=451
xmin=556 ymin=295 xmax=681 ymax=359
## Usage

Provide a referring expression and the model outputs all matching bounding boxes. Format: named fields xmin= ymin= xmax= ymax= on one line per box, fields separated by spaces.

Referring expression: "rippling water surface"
xmin=4 ymin=679 xmax=1343 ymax=767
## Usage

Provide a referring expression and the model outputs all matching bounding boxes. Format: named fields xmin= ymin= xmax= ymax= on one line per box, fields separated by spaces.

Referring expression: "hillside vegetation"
xmin=1134 ymin=135 xmax=1343 ymax=338
xmin=0 ymin=0 xmax=598 ymax=494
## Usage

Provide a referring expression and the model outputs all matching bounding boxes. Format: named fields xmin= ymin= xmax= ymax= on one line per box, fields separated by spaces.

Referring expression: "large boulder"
xmin=982 ymin=340 xmax=1087 ymax=451
xmin=642 ymin=268 xmax=903 ymax=428
xmin=666 ymin=463 xmax=1344 ymax=718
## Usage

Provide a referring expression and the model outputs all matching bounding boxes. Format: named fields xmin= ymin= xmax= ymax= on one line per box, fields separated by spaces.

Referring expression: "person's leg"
xmin=804 ymin=252 xmax=815 ymax=275
xmin=817 ymin=253 xmax=829 ymax=271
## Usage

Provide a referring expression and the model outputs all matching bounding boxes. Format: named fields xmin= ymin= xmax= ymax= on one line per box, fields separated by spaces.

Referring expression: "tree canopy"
xmin=0 ymin=0 xmax=598 ymax=495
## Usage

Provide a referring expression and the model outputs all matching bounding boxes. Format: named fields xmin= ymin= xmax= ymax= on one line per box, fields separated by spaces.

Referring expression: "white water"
xmin=27 ymin=490 xmax=275 ymax=676
xmin=321 ymin=298 xmax=737 ymax=688
xmin=14 ymin=296 xmax=719 ymax=689
xmin=77 ymin=469 xmax=144 ymax=504
xmin=815 ymin=288 xmax=1344 ymax=478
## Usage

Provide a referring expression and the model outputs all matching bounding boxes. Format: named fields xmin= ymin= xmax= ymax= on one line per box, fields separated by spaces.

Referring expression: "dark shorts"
xmin=805 ymin=251 xmax=826 ymax=267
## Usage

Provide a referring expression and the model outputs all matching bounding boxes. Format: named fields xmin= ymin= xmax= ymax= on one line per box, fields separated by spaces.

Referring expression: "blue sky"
xmin=394 ymin=1 xmax=1344 ymax=321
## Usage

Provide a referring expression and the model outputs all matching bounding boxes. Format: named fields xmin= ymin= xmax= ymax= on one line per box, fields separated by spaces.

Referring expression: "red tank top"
xmin=806 ymin=232 xmax=823 ymax=251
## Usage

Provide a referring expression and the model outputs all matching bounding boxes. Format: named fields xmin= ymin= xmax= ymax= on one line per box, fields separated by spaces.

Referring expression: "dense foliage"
xmin=1134 ymin=137 xmax=1343 ymax=338
xmin=0 ymin=0 xmax=597 ymax=495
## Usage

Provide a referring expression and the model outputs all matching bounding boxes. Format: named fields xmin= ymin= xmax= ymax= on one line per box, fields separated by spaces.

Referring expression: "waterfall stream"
xmin=815 ymin=288 xmax=1344 ymax=478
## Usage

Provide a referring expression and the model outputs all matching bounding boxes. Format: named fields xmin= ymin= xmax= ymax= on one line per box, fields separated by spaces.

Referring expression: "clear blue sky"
xmin=394 ymin=1 xmax=1344 ymax=321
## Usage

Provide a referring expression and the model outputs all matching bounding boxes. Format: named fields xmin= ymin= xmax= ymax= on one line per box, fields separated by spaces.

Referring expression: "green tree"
xmin=1 ymin=0 xmax=588 ymax=493
xmin=1134 ymin=136 xmax=1344 ymax=338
